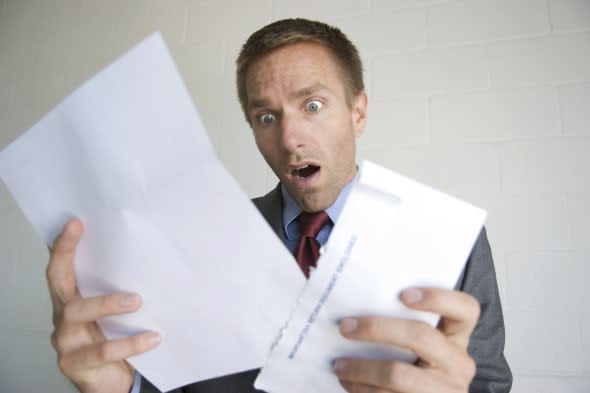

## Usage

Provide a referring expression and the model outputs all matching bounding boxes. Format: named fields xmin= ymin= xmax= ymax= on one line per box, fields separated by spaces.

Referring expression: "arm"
xmin=460 ymin=228 xmax=512 ymax=393
xmin=47 ymin=219 xmax=161 ymax=393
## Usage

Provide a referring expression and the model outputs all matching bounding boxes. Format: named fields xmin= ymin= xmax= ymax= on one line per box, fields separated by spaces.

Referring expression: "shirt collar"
xmin=281 ymin=169 xmax=358 ymax=240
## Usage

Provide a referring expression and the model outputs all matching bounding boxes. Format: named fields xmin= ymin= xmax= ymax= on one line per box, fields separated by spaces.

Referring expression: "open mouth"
xmin=292 ymin=164 xmax=320 ymax=179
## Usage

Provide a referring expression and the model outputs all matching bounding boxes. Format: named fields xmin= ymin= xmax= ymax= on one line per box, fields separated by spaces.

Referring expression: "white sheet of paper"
xmin=0 ymin=33 xmax=305 ymax=392
xmin=255 ymin=160 xmax=486 ymax=392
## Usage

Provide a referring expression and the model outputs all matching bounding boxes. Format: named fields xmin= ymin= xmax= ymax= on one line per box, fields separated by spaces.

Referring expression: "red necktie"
xmin=293 ymin=211 xmax=330 ymax=278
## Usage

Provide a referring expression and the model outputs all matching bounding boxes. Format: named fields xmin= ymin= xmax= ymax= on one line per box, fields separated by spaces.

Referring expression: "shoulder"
xmin=252 ymin=183 xmax=285 ymax=238
xmin=460 ymin=227 xmax=494 ymax=293
xmin=252 ymin=183 xmax=283 ymax=213
xmin=460 ymin=227 xmax=513 ymax=392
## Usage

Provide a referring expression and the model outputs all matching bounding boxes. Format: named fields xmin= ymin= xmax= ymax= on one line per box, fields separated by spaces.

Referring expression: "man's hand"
xmin=47 ymin=219 xmax=160 ymax=393
xmin=334 ymin=287 xmax=480 ymax=393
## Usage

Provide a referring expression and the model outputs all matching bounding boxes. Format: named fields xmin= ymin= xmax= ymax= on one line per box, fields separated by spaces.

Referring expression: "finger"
xmin=53 ymin=313 xmax=118 ymax=355
xmin=53 ymin=294 xmax=143 ymax=354
xmin=400 ymin=287 xmax=480 ymax=346
xmin=58 ymin=331 xmax=161 ymax=375
xmin=46 ymin=219 xmax=84 ymax=307
xmin=338 ymin=316 xmax=465 ymax=372
xmin=62 ymin=293 xmax=142 ymax=324
xmin=334 ymin=358 xmax=447 ymax=393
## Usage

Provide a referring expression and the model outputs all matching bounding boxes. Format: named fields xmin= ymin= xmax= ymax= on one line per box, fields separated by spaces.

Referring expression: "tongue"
xmin=295 ymin=165 xmax=319 ymax=178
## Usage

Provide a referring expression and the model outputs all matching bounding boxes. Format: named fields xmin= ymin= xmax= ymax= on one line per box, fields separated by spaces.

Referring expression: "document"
xmin=0 ymin=33 xmax=305 ymax=392
xmin=254 ymin=160 xmax=486 ymax=392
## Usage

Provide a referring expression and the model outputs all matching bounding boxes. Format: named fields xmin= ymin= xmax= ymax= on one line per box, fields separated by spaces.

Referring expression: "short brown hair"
xmin=236 ymin=18 xmax=364 ymax=123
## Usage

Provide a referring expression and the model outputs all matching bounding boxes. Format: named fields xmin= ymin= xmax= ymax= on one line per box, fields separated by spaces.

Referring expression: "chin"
xmin=297 ymin=194 xmax=332 ymax=213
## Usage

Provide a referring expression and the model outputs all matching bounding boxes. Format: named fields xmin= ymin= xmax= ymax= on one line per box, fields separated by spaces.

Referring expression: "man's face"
xmin=245 ymin=42 xmax=367 ymax=212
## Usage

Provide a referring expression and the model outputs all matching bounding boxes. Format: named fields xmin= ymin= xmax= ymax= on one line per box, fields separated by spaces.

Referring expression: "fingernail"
xmin=333 ymin=359 xmax=348 ymax=372
xmin=401 ymin=288 xmax=423 ymax=304
xmin=121 ymin=293 xmax=140 ymax=307
xmin=146 ymin=332 xmax=161 ymax=347
xmin=339 ymin=318 xmax=358 ymax=333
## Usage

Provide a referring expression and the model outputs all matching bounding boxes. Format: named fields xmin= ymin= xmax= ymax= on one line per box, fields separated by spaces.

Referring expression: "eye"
xmin=258 ymin=113 xmax=276 ymax=126
xmin=306 ymin=100 xmax=323 ymax=112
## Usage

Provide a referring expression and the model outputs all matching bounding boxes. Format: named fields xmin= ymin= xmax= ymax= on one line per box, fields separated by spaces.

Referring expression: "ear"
xmin=351 ymin=91 xmax=368 ymax=138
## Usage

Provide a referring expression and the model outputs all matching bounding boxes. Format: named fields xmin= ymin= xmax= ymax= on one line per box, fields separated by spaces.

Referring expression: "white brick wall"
xmin=331 ymin=8 xmax=427 ymax=57
xmin=430 ymin=88 xmax=561 ymax=141
xmin=550 ymin=0 xmax=590 ymax=32
xmin=567 ymin=193 xmax=590 ymax=252
xmin=488 ymin=193 xmax=573 ymax=251
xmin=372 ymin=45 xmax=490 ymax=98
xmin=560 ymin=83 xmax=590 ymax=136
xmin=427 ymin=0 xmax=550 ymax=47
xmin=499 ymin=138 xmax=590 ymax=193
xmin=513 ymin=376 xmax=590 ymax=393
xmin=505 ymin=251 xmax=587 ymax=312
xmin=273 ymin=0 xmax=371 ymax=20
xmin=505 ymin=308 xmax=584 ymax=375
xmin=487 ymin=32 xmax=590 ymax=86
xmin=1 ymin=0 xmax=589 ymax=391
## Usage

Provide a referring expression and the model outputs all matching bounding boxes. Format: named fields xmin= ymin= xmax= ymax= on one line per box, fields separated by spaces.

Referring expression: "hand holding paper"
xmin=47 ymin=219 xmax=157 ymax=393
xmin=0 ymin=33 xmax=305 ymax=392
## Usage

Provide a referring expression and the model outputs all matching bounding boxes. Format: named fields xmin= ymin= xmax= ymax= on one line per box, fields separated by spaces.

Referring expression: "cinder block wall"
xmin=0 ymin=1 xmax=588 ymax=391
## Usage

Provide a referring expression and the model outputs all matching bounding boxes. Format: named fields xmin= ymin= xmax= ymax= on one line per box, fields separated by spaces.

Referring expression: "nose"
xmin=278 ymin=111 xmax=304 ymax=153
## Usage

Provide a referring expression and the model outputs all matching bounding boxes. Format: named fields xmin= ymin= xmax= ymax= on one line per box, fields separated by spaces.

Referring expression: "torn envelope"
xmin=0 ymin=33 xmax=305 ymax=392
xmin=255 ymin=160 xmax=487 ymax=392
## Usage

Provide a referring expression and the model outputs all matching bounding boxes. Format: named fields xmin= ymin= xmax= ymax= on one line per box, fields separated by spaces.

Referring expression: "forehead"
xmin=245 ymin=42 xmax=347 ymax=102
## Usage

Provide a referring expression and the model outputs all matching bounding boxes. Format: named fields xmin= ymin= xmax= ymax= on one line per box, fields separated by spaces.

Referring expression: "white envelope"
xmin=0 ymin=33 xmax=305 ymax=392
xmin=255 ymin=160 xmax=486 ymax=392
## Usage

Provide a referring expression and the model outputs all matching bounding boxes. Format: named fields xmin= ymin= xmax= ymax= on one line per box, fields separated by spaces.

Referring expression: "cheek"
xmin=325 ymin=119 xmax=356 ymax=151
xmin=255 ymin=133 xmax=279 ymax=164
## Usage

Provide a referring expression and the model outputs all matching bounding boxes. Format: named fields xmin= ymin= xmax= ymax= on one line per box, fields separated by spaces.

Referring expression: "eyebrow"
xmin=293 ymin=82 xmax=330 ymax=100
xmin=247 ymin=82 xmax=331 ymax=111
xmin=248 ymin=98 xmax=270 ymax=111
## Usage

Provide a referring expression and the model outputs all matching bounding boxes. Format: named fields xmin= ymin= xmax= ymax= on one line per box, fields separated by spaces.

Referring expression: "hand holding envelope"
xmin=255 ymin=161 xmax=486 ymax=393
xmin=334 ymin=287 xmax=480 ymax=392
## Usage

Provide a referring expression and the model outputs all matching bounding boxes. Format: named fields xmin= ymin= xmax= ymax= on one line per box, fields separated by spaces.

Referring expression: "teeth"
xmin=293 ymin=165 xmax=309 ymax=178
xmin=292 ymin=164 xmax=318 ymax=178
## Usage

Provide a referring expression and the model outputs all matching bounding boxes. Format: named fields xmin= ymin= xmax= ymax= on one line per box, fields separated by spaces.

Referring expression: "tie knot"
xmin=298 ymin=211 xmax=330 ymax=238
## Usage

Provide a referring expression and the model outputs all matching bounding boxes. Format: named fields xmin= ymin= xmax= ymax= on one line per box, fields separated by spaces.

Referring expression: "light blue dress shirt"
xmin=281 ymin=178 xmax=355 ymax=253
xmin=131 ymin=175 xmax=357 ymax=393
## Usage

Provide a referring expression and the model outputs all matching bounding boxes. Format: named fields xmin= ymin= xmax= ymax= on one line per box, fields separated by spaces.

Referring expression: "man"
xmin=46 ymin=19 xmax=512 ymax=393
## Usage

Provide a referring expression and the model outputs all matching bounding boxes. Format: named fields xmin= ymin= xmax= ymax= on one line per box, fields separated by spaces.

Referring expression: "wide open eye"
xmin=305 ymin=100 xmax=323 ymax=112
xmin=259 ymin=113 xmax=276 ymax=126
